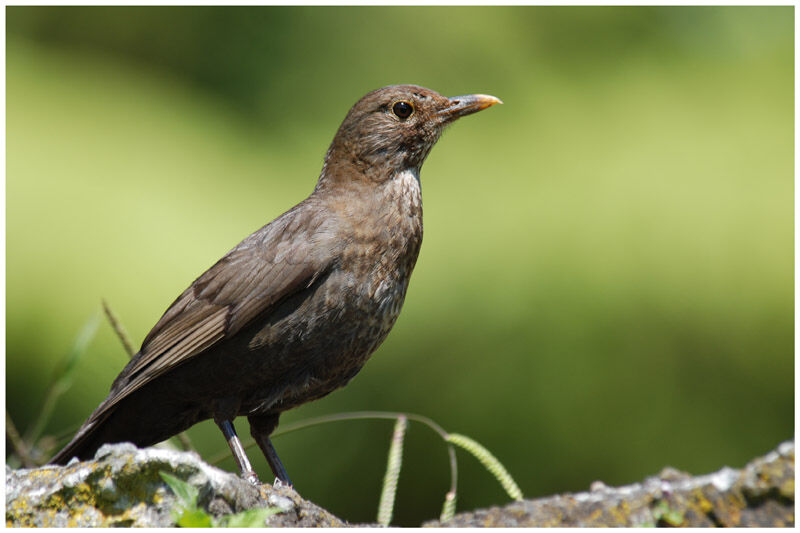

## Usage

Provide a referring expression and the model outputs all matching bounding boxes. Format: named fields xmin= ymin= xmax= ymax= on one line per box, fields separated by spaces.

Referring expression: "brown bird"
xmin=49 ymin=85 xmax=501 ymax=485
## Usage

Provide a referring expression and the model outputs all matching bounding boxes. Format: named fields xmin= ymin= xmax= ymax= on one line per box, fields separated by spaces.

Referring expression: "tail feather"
xmin=48 ymin=396 xmax=118 ymax=465
xmin=49 ymin=366 xmax=205 ymax=465
xmin=49 ymin=418 xmax=103 ymax=465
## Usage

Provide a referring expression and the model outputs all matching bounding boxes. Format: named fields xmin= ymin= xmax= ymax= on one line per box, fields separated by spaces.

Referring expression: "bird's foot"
xmin=272 ymin=477 xmax=294 ymax=490
xmin=242 ymin=471 xmax=261 ymax=486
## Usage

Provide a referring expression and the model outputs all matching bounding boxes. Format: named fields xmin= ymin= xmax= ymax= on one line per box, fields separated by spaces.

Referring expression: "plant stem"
xmin=24 ymin=313 xmax=100 ymax=445
xmin=102 ymin=299 xmax=135 ymax=357
xmin=6 ymin=410 xmax=35 ymax=467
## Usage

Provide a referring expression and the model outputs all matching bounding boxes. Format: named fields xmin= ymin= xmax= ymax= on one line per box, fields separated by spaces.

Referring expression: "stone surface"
xmin=425 ymin=441 xmax=794 ymax=527
xmin=7 ymin=441 xmax=793 ymax=527
xmin=6 ymin=443 xmax=345 ymax=527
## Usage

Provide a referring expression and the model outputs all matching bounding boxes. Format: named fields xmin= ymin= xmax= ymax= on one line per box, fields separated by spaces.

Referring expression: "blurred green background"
xmin=6 ymin=6 xmax=793 ymax=526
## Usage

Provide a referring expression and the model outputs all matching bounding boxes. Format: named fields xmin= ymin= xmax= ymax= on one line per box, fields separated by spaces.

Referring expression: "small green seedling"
xmin=159 ymin=471 xmax=281 ymax=527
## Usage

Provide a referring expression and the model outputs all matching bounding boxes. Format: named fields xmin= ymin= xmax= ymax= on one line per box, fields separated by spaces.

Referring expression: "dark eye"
xmin=392 ymin=101 xmax=414 ymax=119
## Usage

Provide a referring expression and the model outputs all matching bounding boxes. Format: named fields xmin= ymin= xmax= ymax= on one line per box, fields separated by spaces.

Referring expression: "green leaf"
xmin=222 ymin=507 xmax=282 ymax=527
xmin=159 ymin=471 xmax=199 ymax=509
xmin=176 ymin=509 xmax=214 ymax=527
xmin=652 ymin=500 xmax=684 ymax=526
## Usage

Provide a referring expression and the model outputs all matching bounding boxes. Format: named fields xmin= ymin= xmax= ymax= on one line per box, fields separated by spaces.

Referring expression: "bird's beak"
xmin=437 ymin=94 xmax=503 ymax=120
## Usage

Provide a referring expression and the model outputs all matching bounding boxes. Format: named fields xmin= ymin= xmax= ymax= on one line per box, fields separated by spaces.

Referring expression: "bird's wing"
xmin=103 ymin=202 xmax=335 ymax=411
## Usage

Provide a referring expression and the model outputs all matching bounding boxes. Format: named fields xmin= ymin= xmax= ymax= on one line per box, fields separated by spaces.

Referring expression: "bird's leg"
xmin=216 ymin=419 xmax=260 ymax=485
xmin=248 ymin=413 xmax=292 ymax=487
xmin=261 ymin=436 xmax=292 ymax=488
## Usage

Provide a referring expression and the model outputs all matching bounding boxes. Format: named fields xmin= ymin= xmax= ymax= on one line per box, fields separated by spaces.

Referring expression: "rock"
xmin=425 ymin=441 xmax=794 ymax=527
xmin=7 ymin=440 xmax=793 ymax=527
xmin=5 ymin=443 xmax=346 ymax=527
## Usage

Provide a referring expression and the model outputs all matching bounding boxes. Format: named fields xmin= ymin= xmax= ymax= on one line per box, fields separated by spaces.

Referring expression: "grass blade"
xmin=446 ymin=433 xmax=523 ymax=502
xmin=440 ymin=489 xmax=457 ymax=523
xmin=24 ymin=312 xmax=100 ymax=444
xmin=6 ymin=410 xmax=35 ymax=467
xmin=377 ymin=415 xmax=407 ymax=526
xmin=101 ymin=299 xmax=135 ymax=357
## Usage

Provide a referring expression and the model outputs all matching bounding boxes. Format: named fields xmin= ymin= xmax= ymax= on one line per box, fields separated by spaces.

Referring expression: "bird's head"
xmin=319 ymin=84 xmax=501 ymax=185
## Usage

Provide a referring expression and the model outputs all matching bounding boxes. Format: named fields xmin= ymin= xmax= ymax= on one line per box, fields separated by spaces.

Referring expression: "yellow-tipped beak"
xmin=437 ymin=94 xmax=503 ymax=119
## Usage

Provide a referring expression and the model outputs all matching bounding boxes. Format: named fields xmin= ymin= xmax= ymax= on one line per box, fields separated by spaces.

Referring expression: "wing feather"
xmin=101 ymin=201 xmax=335 ymax=413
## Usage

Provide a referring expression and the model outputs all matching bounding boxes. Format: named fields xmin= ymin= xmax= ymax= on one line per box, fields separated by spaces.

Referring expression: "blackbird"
xmin=50 ymin=84 xmax=501 ymax=485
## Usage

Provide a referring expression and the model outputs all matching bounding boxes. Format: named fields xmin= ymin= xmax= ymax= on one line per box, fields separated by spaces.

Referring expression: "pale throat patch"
xmin=393 ymin=168 xmax=422 ymax=209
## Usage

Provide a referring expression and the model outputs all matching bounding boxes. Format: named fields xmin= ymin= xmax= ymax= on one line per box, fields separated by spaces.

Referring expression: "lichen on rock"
xmin=425 ymin=441 xmax=794 ymax=527
xmin=5 ymin=442 xmax=345 ymax=527
xmin=6 ymin=440 xmax=793 ymax=527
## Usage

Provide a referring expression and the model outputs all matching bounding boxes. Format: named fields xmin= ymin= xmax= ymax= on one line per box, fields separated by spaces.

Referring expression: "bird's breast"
xmin=315 ymin=169 xmax=424 ymax=361
xmin=242 ymin=172 xmax=424 ymax=414
xmin=339 ymin=168 xmax=423 ymax=303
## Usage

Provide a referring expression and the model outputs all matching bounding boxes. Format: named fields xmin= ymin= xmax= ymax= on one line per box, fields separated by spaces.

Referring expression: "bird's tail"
xmin=48 ymin=400 xmax=114 ymax=465
xmin=49 ymin=419 xmax=101 ymax=465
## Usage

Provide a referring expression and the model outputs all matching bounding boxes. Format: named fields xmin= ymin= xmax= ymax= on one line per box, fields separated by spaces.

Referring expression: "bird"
xmin=49 ymin=84 xmax=502 ymax=485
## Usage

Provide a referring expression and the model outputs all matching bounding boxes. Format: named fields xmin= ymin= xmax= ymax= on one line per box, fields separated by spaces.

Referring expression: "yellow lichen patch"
xmin=587 ymin=508 xmax=603 ymax=522
xmin=25 ymin=469 xmax=59 ymax=483
xmin=608 ymin=501 xmax=632 ymax=525
xmin=724 ymin=493 xmax=743 ymax=525
xmin=7 ymin=500 xmax=59 ymax=528
xmin=692 ymin=488 xmax=714 ymax=514
xmin=71 ymin=482 xmax=102 ymax=506
xmin=7 ymin=495 xmax=29 ymax=515
xmin=43 ymin=492 xmax=67 ymax=510
xmin=779 ymin=478 xmax=794 ymax=499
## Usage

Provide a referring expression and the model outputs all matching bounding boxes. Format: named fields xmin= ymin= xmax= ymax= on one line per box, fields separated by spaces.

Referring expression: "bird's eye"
xmin=391 ymin=101 xmax=414 ymax=119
